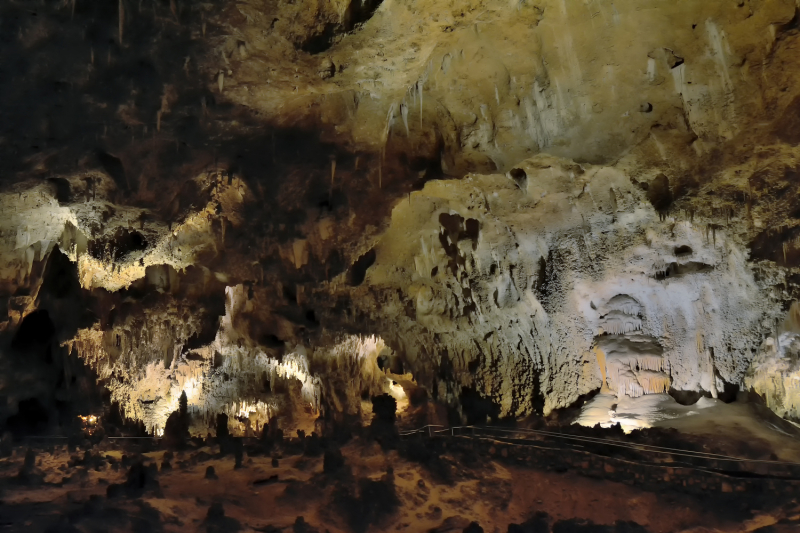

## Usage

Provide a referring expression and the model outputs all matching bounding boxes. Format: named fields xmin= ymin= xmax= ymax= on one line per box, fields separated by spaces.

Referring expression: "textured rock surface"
xmin=215 ymin=0 xmax=799 ymax=172
xmin=745 ymin=331 xmax=800 ymax=421
xmin=1 ymin=0 xmax=800 ymax=433
xmin=328 ymin=156 xmax=776 ymax=417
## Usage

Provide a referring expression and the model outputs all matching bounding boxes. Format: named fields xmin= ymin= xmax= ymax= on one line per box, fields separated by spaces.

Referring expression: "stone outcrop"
xmin=323 ymin=155 xmax=776 ymax=418
xmin=2 ymin=0 xmax=800 ymax=433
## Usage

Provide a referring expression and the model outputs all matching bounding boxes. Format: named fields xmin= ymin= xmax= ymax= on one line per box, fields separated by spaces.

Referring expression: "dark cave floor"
xmin=0 ymin=414 xmax=798 ymax=533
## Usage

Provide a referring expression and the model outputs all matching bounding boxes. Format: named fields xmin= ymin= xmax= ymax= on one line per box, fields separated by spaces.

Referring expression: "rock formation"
xmin=1 ymin=0 xmax=800 ymax=435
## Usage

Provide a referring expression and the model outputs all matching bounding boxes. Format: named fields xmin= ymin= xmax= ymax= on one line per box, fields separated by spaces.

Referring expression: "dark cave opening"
xmin=299 ymin=0 xmax=385 ymax=54
xmin=88 ymin=227 xmax=149 ymax=262
xmin=645 ymin=174 xmax=673 ymax=215
xmin=347 ymin=248 xmax=377 ymax=286
xmin=11 ymin=309 xmax=55 ymax=352
xmin=459 ymin=386 xmax=501 ymax=426
xmin=5 ymin=398 xmax=50 ymax=439
xmin=668 ymin=388 xmax=705 ymax=406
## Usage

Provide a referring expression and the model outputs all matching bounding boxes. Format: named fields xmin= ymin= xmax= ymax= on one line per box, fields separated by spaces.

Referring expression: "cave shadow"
xmin=1 ymin=247 xmax=105 ymax=440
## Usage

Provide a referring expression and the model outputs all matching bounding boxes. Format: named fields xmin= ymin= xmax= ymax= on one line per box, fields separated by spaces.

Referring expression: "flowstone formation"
xmin=2 ymin=0 xmax=800 ymax=437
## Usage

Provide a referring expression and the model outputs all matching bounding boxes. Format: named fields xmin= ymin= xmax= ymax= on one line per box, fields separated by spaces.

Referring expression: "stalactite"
xmin=636 ymin=371 xmax=670 ymax=394
xmin=419 ymin=80 xmax=424 ymax=128
xmin=330 ymin=159 xmax=336 ymax=197
xmin=616 ymin=369 xmax=644 ymax=398
xmin=603 ymin=316 xmax=642 ymax=334
xmin=634 ymin=355 xmax=664 ymax=372
xmin=119 ymin=0 xmax=124 ymax=45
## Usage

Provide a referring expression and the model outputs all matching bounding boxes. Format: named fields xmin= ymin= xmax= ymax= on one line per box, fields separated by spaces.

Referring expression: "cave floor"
xmin=0 ymin=428 xmax=797 ymax=533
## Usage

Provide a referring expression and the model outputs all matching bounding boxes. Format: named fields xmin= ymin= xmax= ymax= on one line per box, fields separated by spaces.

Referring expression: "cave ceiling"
xmin=2 ymin=0 xmax=800 ymax=434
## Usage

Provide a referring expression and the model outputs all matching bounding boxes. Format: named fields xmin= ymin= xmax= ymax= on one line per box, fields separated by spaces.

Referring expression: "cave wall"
xmin=0 ymin=0 xmax=800 ymax=433
xmin=218 ymin=0 xmax=800 ymax=172
xmin=327 ymin=156 xmax=776 ymax=416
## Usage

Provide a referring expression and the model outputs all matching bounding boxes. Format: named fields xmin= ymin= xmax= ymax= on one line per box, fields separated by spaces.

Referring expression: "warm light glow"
xmin=79 ymin=415 xmax=97 ymax=425
xmin=388 ymin=379 xmax=407 ymax=399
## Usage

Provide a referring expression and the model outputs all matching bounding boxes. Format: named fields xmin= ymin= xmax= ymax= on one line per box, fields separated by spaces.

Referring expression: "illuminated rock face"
xmin=21 ymin=155 xmax=775 ymax=432
xmin=745 ymin=332 xmax=800 ymax=422
xmin=1 ymin=0 xmax=800 ymax=433
xmin=217 ymin=0 xmax=799 ymax=173
xmin=340 ymin=156 xmax=774 ymax=418
xmin=65 ymin=283 xmax=391 ymax=435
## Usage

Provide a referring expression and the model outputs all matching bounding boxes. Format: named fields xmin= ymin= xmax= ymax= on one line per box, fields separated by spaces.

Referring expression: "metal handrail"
xmin=398 ymin=423 xmax=800 ymax=468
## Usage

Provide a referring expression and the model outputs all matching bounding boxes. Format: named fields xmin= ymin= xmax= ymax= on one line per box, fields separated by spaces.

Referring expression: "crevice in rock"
xmin=508 ymin=168 xmax=527 ymax=190
xmin=11 ymin=310 xmax=55 ymax=352
xmin=668 ymin=388 xmax=706 ymax=406
xmin=646 ymin=174 xmax=673 ymax=217
xmin=347 ymin=248 xmax=376 ymax=286
xmin=299 ymin=0 xmax=385 ymax=54
xmin=88 ymin=227 xmax=148 ymax=262
xmin=652 ymin=261 xmax=714 ymax=280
